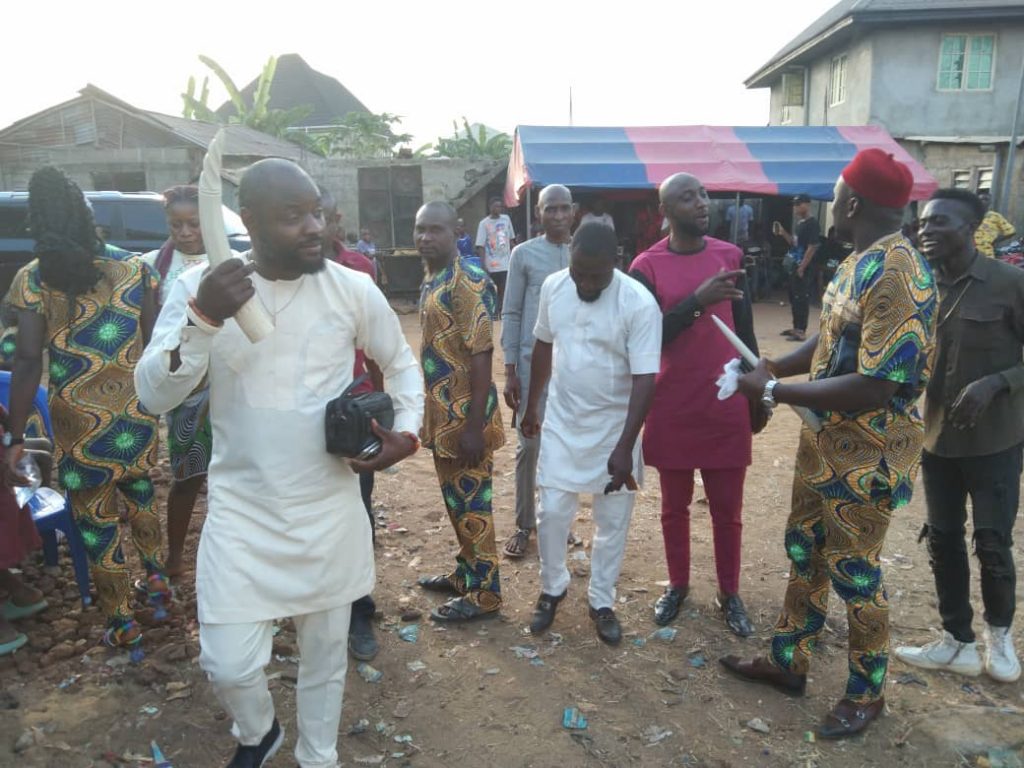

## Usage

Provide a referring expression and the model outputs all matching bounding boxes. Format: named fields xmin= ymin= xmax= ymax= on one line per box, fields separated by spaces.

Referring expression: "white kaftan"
xmin=533 ymin=269 xmax=662 ymax=493
xmin=135 ymin=255 xmax=424 ymax=624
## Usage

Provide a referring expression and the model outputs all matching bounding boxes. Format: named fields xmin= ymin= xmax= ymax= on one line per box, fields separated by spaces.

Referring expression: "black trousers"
xmin=353 ymin=471 xmax=377 ymax=620
xmin=921 ymin=444 xmax=1021 ymax=642
xmin=788 ymin=269 xmax=810 ymax=332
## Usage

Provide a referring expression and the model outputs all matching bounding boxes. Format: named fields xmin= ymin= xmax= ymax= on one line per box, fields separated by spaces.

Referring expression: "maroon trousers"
xmin=658 ymin=467 xmax=746 ymax=595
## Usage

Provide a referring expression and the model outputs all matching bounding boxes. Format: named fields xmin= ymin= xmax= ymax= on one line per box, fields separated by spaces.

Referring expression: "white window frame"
xmin=951 ymin=169 xmax=972 ymax=189
xmin=937 ymin=33 xmax=996 ymax=92
xmin=781 ymin=72 xmax=805 ymax=107
xmin=977 ymin=167 xmax=994 ymax=192
xmin=829 ymin=54 xmax=848 ymax=107
xmin=781 ymin=105 xmax=793 ymax=125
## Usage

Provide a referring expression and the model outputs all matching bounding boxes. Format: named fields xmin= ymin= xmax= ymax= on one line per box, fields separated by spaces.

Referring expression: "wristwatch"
xmin=3 ymin=432 xmax=24 ymax=447
xmin=761 ymin=380 xmax=779 ymax=410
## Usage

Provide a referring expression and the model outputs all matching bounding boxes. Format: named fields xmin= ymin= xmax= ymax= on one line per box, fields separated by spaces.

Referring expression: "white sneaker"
xmin=983 ymin=625 xmax=1021 ymax=683
xmin=894 ymin=630 xmax=982 ymax=676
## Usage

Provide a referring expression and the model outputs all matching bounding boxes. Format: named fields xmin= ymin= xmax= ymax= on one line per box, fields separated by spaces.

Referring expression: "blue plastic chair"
xmin=0 ymin=371 xmax=91 ymax=606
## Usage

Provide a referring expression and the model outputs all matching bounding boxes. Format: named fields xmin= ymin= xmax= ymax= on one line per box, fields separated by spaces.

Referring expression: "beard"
xmin=672 ymin=218 xmax=706 ymax=238
xmin=576 ymin=286 xmax=602 ymax=303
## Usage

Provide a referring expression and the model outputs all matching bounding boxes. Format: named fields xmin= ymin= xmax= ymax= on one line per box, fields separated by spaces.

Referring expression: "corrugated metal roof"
xmin=145 ymin=113 xmax=307 ymax=160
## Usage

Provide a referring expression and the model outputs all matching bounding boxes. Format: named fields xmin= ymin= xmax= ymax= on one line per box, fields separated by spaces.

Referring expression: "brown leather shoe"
xmin=719 ymin=655 xmax=806 ymax=696
xmin=817 ymin=697 xmax=884 ymax=740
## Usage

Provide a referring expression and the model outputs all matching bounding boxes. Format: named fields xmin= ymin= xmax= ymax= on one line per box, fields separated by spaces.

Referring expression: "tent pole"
xmin=526 ymin=186 xmax=532 ymax=240
xmin=731 ymin=192 xmax=741 ymax=243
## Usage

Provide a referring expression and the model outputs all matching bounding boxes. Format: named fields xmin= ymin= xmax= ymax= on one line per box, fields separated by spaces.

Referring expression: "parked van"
xmin=0 ymin=191 xmax=250 ymax=298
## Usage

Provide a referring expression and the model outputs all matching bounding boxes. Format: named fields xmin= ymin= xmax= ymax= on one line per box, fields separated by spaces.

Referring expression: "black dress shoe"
xmin=347 ymin=610 xmax=379 ymax=661
xmin=718 ymin=594 xmax=754 ymax=638
xmin=227 ymin=718 xmax=284 ymax=767
xmin=817 ymin=698 xmax=885 ymax=740
xmin=589 ymin=606 xmax=622 ymax=646
xmin=654 ymin=586 xmax=687 ymax=626
xmin=529 ymin=591 xmax=566 ymax=635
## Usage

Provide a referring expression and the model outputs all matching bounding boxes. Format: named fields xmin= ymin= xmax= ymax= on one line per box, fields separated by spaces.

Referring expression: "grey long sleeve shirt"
xmin=500 ymin=237 xmax=571 ymax=368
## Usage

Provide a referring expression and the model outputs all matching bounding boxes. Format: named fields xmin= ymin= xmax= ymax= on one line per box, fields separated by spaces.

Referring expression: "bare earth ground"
xmin=1 ymin=299 xmax=1023 ymax=768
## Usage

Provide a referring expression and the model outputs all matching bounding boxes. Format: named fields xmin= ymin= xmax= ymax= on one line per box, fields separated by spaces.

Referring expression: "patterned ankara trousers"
xmin=433 ymin=456 xmax=502 ymax=612
xmin=770 ymin=429 xmax=908 ymax=703
xmin=70 ymin=475 xmax=164 ymax=622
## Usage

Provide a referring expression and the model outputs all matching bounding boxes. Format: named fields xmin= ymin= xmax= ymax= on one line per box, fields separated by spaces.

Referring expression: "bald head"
xmin=239 ymin=158 xmax=319 ymax=213
xmin=538 ymin=184 xmax=572 ymax=207
xmin=659 ymin=173 xmax=709 ymax=239
xmin=238 ymin=158 xmax=325 ymax=276
xmin=659 ymin=173 xmax=702 ymax=205
xmin=415 ymin=201 xmax=459 ymax=270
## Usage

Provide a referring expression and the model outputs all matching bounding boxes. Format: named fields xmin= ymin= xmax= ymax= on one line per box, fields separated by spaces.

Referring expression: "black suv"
xmin=0 ymin=191 xmax=251 ymax=298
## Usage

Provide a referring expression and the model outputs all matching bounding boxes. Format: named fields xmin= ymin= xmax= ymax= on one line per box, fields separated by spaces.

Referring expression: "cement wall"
xmin=769 ymin=35 xmax=873 ymax=126
xmin=871 ymin=23 xmax=1024 ymax=139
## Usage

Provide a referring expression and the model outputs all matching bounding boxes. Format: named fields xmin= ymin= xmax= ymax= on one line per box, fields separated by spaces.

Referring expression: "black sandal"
xmin=503 ymin=528 xmax=531 ymax=558
xmin=417 ymin=574 xmax=463 ymax=595
xmin=430 ymin=596 xmax=499 ymax=623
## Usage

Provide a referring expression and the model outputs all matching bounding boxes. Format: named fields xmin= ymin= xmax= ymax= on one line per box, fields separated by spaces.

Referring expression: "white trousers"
xmin=199 ymin=604 xmax=352 ymax=768
xmin=537 ymin=486 xmax=635 ymax=609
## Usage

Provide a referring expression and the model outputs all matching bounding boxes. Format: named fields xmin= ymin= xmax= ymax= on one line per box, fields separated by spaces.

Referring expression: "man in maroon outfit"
xmin=630 ymin=173 xmax=764 ymax=637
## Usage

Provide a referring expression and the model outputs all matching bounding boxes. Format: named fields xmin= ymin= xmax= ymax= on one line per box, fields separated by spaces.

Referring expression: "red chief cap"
xmin=840 ymin=148 xmax=914 ymax=208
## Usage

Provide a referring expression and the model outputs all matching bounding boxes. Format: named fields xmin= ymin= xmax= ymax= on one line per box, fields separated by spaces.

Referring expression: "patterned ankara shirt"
xmin=8 ymin=247 xmax=158 ymax=490
xmin=806 ymin=232 xmax=936 ymax=507
xmin=974 ymin=210 xmax=1016 ymax=258
xmin=419 ymin=257 xmax=504 ymax=459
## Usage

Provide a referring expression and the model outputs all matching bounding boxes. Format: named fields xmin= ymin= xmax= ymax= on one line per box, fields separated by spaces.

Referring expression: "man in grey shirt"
xmin=501 ymin=185 xmax=573 ymax=557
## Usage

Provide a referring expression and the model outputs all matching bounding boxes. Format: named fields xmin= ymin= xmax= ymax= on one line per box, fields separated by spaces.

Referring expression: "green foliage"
xmin=310 ymin=112 xmax=413 ymax=159
xmin=180 ymin=55 xmax=312 ymax=144
xmin=422 ymin=118 xmax=512 ymax=160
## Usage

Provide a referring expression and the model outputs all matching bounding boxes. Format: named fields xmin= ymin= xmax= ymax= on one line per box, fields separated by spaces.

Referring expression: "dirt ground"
xmin=1 ymin=299 xmax=1023 ymax=768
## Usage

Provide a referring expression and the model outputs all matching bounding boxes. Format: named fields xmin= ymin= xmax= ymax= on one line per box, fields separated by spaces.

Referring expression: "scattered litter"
xmin=530 ymin=658 xmax=546 ymax=668
xmin=14 ymin=727 xmax=43 ymax=753
xmin=880 ymin=553 xmax=914 ymax=570
xmin=649 ymin=627 xmax=678 ymax=643
xmin=746 ymin=718 xmax=770 ymax=734
xmin=357 ymin=663 xmax=383 ymax=683
xmin=688 ymin=652 xmax=707 ymax=668
xmin=57 ymin=675 xmax=81 ymax=690
xmin=393 ymin=735 xmax=413 ymax=744
xmin=407 ymin=556 xmax=422 ymax=569
xmin=397 ymin=624 xmax=419 ymax=643
xmin=349 ymin=719 xmax=370 ymax=735
xmin=547 ymin=632 xmax=563 ymax=645
xmin=165 ymin=682 xmax=191 ymax=702
xmin=510 ymin=645 xmax=539 ymax=659
xmin=643 ymin=725 xmax=673 ymax=745
xmin=140 ymin=705 xmax=161 ymax=716
xmin=986 ymin=748 xmax=1024 ymax=768
xmin=151 ymin=740 xmax=173 ymax=767
xmin=962 ymin=683 xmax=982 ymax=695
xmin=633 ymin=637 xmax=647 ymax=648
xmin=570 ymin=551 xmax=588 ymax=562
xmin=484 ymin=668 xmax=500 ymax=675
xmin=894 ymin=672 xmax=928 ymax=687
xmin=400 ymin=610 xmax=422 ymax=622
xmin=568 ymin=533 xmax=584 ymax=547
xmin=655 ymin=580 xmax=671 ymax=587
xmin=105 ymin=655 xmax=131 ymax=669
xmin=375 ymin=721 xmax=393 ymax=735
xmin=274 ymin=654 xmax=300 ymax=664
xmin=353 ymin=756 xmax=385 ymax=766
xmin=272 ymin=624 xmax=282 ymax=637
xmin=562 ymin=707 xmax=588 ymax=730
xmin=803 ymin=731 xmax=816 ymax=743
xmin=393 ymin=700 xmax=412 ymax=719
xmin=406 ymin=660 xmax=427 ymax=673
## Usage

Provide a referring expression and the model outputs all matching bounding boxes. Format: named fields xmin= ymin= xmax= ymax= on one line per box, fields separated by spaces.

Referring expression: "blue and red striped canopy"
xmin=504 ymin=125 xmax=937 ymax=205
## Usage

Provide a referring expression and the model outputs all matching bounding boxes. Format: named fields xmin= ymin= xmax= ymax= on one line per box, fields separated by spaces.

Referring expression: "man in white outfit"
xmin=521 ymin=222 xmax=661 ymax=645
xmin=134 ymin=159 xmax=423 ymax=768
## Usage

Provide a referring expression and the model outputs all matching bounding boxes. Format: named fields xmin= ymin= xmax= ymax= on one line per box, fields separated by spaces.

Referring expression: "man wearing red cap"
xmin=720 ymin=149 xmax=937 ymax=740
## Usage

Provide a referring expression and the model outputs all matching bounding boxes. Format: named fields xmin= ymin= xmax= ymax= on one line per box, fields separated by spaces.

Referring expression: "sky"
xmin=3 ymin=0 xmax=840 ymax=146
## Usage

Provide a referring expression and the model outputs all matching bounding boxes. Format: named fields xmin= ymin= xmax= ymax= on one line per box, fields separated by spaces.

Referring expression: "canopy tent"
xmin=503 ymin=125 xmax=938 ymax=205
